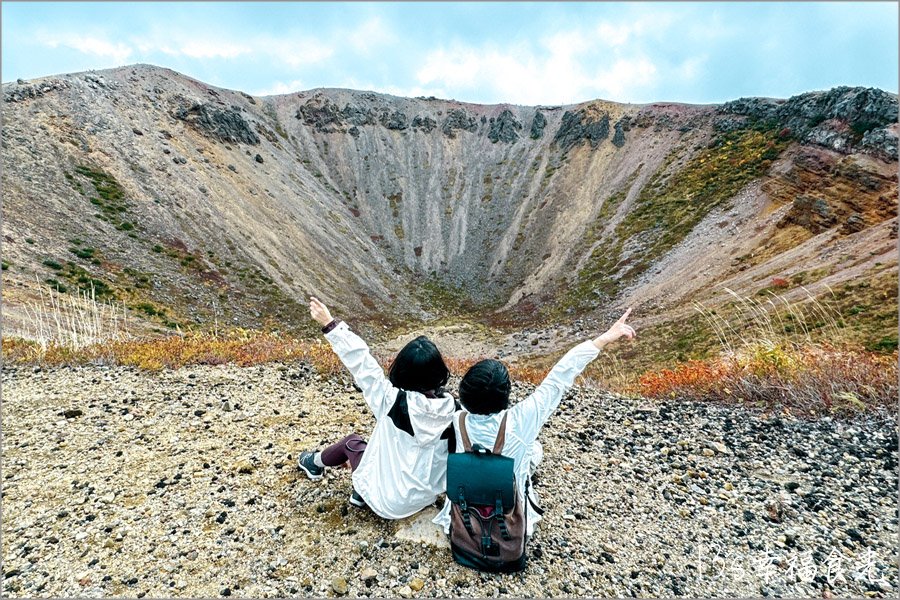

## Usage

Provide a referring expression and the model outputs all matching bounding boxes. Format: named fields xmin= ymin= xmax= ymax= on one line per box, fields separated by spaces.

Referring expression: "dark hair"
xmin=388 ymin=335 xmax=450 ymax=393
xmin=458 ymin=359 xmax=511 ymax=415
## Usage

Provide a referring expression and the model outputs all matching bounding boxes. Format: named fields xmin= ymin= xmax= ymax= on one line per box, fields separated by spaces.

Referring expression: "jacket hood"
xmin=406 ymin=391 xmax=456 ymax=444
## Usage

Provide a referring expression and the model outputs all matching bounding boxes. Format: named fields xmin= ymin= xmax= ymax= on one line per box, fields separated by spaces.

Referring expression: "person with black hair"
xmin=297 ymin=297 xmax=457 ymax=518
xmin=433 ymin=308 xmax=636 ymax=537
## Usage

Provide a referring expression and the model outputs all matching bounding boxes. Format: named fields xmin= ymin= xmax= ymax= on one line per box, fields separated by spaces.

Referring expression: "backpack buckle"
xmin=471 ymin=443 xmax=490 ymax=455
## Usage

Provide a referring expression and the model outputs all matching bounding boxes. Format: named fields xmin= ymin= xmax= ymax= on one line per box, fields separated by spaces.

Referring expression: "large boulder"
xmin=176 ymin=103 xmax=260 ymax=145
xmin=720 ymin=87 xmax=898 ymax=158
xmin=442 ymin=108 xmax=478 ymax=138
xmin=487 ymin=109 xmax=522 ymax=143
xmin=553 ymin=110 xmax=610 ymax=151
xmin=530 ymin=111 xmax=547 ymax=139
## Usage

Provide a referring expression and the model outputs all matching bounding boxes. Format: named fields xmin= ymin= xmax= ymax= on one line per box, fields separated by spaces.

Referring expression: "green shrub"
xmin=45 ymin=278 xmax=68 ymax=293
xmin=25 ymin=238 xmax=35 ymax=244
xmin=136 ymin=302 xmax=157 ymax=316
xmin=69 ymin=247 xmax=95 ymax=259
xmin=43 ymin=259 xmax=63 ymax=270
xmin=851 ymin=120 xmax=879 ymax=137
xmin=868 ymin=336 xmax=898 ymax=353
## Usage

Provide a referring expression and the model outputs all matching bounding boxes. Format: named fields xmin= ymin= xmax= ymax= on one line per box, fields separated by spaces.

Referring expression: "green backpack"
xmin=446 ymin=413 xmax=527 ymax=572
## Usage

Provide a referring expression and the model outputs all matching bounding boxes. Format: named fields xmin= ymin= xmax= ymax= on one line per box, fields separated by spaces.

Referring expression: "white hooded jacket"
xmin=324 ymin=320 xmax=456 ymax=519
xmin=432 ymin=340 xmax=600 ymax=536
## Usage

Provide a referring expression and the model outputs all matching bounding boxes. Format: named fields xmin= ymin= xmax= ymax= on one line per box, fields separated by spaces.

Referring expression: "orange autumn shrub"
xmin=2 ymin=330 xmax=345 ymax=375
xmin=638 ymin=343 xmax=897 ymax=416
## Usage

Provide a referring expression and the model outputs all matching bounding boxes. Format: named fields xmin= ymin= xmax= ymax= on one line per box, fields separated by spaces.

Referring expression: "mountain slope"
xmin=2 ymin=65 xmax=896 ymax=361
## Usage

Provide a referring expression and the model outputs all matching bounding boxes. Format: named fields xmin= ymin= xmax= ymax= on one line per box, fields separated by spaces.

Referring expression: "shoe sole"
xmin=349 ymin=495 xmax=366 ymax=508
xmin=298 ymin=462 xmax=324 ymax=480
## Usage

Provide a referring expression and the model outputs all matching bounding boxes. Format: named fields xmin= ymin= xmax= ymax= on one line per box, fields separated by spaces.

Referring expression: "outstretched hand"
xmin=592 ymin=308 xmax=636 ymax=349
xmin=309 ymin=296 xmax=334 ymax=326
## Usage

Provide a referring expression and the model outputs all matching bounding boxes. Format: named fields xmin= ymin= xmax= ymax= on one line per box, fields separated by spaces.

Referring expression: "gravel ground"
xmin=2 ymin=363 xmax=897 ymax=598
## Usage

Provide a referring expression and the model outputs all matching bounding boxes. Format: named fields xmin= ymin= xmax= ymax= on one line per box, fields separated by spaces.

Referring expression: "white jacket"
xmin=324 ymin=321 xmax=456 ymax=519
xmin=433 ymin=340 xmax=600 ymax=536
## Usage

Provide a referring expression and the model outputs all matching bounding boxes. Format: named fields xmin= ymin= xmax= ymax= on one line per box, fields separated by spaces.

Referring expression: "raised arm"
xmin=309 ymin=296 xmax=397 ymax=420
xmin=511 ymin=308 xmax=636 ymax=441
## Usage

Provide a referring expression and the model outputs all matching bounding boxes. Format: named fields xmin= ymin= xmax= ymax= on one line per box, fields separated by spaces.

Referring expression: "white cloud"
xmin=265 ymin=38 xmax=334 ymax=67
xmin=674 ymin=56 xmax=707 ymax=82
xmin=128 ymin=29 xmax=332 ymax=66
xmin=415 ymin=34 xmax=659 ymax=105
xmin=180 ymin=40 xmax=250 ymax=59
xmin=252 ymin=79 xmax=306 ymax=96
xmin=43 ymin=33 xmax=132 ymax=64
xmin=597 ymin=22 xmax=632 ymax=47
xmin=348 ymin=17 xmax=396 ymax=55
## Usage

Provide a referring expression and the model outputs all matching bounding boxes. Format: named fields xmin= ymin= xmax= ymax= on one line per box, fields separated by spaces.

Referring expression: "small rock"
xmin=221 ymin=588 xmax=231 ymax=596
xmin=221 ymin=400 xmax=233 ymax=412
xmin=255 ymin=154 xmax=264 ymax=163
xmin=409 ymin=578 xmax=424 ymax=592
xmin=360 ymin=568 xmax=377 ymax=582
xmin=62 ymin=409 xmax=83 ymax=419
xmin=398 ymin=585 xmax=413 ymax=598
xmin=332 ymin=577 xmax=348 ymax=595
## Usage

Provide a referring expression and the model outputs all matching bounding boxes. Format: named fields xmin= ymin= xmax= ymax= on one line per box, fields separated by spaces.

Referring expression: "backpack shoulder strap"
xmin=458 ymin=412 xmax=473 ymax=452
xmin=492 ymin=413 xmax=509 ymax=454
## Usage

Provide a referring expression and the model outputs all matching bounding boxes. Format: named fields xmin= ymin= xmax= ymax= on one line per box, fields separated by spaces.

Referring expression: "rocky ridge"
xmin=1 ymin=65 xmax=896 ymax=356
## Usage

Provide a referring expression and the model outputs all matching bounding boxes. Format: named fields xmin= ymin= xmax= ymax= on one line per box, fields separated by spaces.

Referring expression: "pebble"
xmin=409 ymin=578 xmax=424 ymax=591
xmin=331 ymin=576 xmax=348 ymax=595
xmin=398 ymin=585 xmax=413 ymax=598
xmin=360 ymin=568 xmax=377 ymax=582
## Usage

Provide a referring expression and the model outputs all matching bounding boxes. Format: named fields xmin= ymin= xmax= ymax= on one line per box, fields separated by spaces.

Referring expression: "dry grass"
xmin=637 ymin=344 xmax=897 ymax=416
xmin=12 ymin=279 xmax=129 ymax=351
xmin=1 ymin=330 xmax=344 ymax=373
xmin=635 ymin=288 xmax=898 ymax=416
xmin=4 ymin=284 xmax=894 ymax=418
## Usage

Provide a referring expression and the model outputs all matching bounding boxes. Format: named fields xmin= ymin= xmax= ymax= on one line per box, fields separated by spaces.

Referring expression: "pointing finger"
xmin=617 ymin=307 xmax=632 ymax=324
